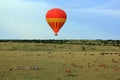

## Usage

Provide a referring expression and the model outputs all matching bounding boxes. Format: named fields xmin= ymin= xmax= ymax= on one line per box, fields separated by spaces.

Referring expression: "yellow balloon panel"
xmin=46 ymin=18 xmax=66 ymax=23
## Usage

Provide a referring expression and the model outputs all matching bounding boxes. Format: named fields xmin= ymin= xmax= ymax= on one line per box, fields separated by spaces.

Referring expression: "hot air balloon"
xmin=46 ymin=8 xmax=67 ymax=36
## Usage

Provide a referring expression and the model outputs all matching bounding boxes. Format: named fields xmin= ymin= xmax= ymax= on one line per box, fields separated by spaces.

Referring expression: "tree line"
xmin=0 ymin=39 xmax=120 ymax=46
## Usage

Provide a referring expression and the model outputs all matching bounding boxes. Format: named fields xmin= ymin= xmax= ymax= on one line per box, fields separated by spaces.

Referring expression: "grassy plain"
xmin=0 ymin=42 xmax=120 ymax=80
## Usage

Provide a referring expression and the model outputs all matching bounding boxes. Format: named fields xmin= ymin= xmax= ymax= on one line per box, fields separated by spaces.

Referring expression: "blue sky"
xmin=0 ymin=0 xmax=120 ymax=39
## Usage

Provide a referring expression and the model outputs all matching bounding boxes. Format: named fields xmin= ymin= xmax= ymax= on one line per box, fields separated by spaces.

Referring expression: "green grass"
xmin=0 ymin=42 xmax=120 ymax=80
xmin=0 ymin=42 xmax=120 ymax=52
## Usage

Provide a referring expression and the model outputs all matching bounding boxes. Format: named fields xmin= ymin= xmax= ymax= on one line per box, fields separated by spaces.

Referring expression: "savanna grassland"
xmin=0 ymin=40 xmax=120 ymax=80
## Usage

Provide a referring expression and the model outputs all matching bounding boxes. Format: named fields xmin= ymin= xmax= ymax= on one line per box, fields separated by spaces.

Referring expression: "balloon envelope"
xmin=46 ymin=8 xmax=67 ymax=36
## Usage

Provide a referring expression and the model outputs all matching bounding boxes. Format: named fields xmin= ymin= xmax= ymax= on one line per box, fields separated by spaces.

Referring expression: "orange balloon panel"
xmin=46 ymin=8 xmax=67 ymax=35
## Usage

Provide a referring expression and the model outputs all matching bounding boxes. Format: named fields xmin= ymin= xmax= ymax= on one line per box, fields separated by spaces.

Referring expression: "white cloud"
xmin=65 ymin=0 xmax=120 ymax=17
xmin=0 ymin=0 xmax=54 ymax=39
xmin=66 ymin=7 xmax=120 ymax=18
xmin=95 ymin=0 xmax=120 ymax=10
xmin=81 ymin=8 xmax=120 ymax=17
